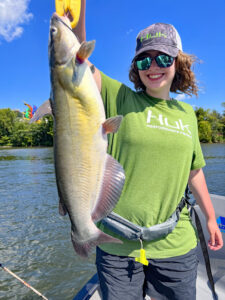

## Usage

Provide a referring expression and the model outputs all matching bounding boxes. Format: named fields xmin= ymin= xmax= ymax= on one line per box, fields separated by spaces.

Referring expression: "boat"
xmin=73 ymin=194 xmax=225 ymax=300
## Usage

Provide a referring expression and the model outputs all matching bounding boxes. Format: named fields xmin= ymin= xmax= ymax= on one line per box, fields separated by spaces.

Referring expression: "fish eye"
xmin=51 ymin=27 xmax=58 ymax=35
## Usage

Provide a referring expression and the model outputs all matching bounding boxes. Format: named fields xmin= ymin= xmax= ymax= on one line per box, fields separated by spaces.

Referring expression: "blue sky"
xmin=0 ymin=0 xmax=225 ymax=113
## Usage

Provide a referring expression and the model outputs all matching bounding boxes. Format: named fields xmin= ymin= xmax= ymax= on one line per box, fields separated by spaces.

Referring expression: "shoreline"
xmin=0 ymin=145 xmax=53 ymax=150
xmin=1 ymin=142 xmax=225 ymax=150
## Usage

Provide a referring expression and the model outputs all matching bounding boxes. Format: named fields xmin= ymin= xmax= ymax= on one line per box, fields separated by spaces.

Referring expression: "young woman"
xmin=73 ymin=1 xmax=223 ymax=299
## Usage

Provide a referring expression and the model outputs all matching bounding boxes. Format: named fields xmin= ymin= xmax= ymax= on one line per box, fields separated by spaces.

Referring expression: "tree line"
xmin=195 ymin=103 xmax=225 ymax=143
xmin=0 ymin=104 xmax=225 ymax=147
xmin=0 ymin=109 xmax=53 ymax=147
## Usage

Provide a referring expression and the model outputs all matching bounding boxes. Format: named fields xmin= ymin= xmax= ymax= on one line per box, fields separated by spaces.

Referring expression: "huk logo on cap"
xmin=135 ymin=23 xmax=182 ymax=58
xmin=140 ymin=32 xmax=167 ymax=43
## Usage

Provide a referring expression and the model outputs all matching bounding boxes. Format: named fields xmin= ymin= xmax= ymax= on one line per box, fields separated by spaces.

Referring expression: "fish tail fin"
xmin=71 ymin=229 xmax=122 ymax=258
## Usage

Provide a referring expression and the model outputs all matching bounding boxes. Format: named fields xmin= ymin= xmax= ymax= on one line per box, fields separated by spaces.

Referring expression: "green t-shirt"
xmin=98 ymin=72 xmax=206 ymax=259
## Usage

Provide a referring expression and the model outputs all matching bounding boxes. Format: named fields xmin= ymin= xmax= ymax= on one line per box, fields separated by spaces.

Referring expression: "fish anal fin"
xmin=91 ymin=154 xmax=125 ymax=223
xmin=29 ymin=99 xmax=53 ymax=123
xmin=103 ymin=116 xmax=123 ymax=134
xmin=71 ymin=229 xmax=122 ymax=257
xmin=76 ymin=41 xmax=95 ymax=63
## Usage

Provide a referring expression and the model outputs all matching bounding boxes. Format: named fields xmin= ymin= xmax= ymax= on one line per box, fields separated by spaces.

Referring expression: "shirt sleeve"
xmin=191 ymin=114 xmax=206 ymax=170
xmin=100 ymin=72 xmax=128 ymax=118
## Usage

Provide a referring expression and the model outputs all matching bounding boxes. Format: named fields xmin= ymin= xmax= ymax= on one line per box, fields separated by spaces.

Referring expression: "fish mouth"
xmin=51 ymin=12 xmax=72 ymax=32
xmin=49 ymin=12 xmax=78 ymax=66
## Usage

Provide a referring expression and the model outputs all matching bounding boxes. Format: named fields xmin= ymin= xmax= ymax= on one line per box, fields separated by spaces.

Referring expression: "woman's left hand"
xmin=207 ymin=218 xmax=223 ymax=251
xmin=188 ymin=169 xmax=224 ymax=251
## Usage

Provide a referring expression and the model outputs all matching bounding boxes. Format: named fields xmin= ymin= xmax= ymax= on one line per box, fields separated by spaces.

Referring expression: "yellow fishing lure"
xmin=55 ymin=0 xmax=81 ymax=28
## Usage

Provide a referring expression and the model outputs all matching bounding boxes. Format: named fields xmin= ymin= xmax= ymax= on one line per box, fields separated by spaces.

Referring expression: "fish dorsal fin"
xmin=103 ymin=116 xmax=123 ymax=134
xmin=76 ymin=41 xmax=95 ymax=63
xmin=91 ymin=154 xmax=125 ymax=223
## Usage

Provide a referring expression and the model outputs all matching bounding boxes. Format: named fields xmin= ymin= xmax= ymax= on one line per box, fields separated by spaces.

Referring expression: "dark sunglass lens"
xmin=136 ymin=57 xmax=151 ymax=70
xmin=156 ymin=55 xmax=174 ymax=68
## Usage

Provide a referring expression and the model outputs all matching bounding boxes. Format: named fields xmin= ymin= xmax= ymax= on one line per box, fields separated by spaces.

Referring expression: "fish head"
xmin=48 ymin=12 xmax=97 ymax=110
xmin=49 ymin=12 xmax=79 ymax=67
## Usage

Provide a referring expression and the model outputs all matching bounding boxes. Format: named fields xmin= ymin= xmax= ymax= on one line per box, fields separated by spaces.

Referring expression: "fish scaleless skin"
xmin=32 ymin=13 xmax=125 ymax=257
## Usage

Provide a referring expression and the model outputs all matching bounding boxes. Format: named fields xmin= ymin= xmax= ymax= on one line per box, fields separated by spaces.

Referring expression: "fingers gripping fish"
xmin=30 ymin=13 xmax=125 ymax=257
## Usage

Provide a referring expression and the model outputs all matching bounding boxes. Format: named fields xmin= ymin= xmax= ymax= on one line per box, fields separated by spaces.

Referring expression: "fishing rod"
xmin=0 ymin=263 xmax=48 ymax=300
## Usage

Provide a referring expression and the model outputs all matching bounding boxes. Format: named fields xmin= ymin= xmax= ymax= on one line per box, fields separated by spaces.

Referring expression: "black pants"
xmin=96 ymin=247 xmax=198 ymax=300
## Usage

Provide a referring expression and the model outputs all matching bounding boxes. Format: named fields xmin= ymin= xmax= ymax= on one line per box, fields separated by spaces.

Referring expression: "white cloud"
xmin=175 ymin=93 xmax=190 ymax=101
xmin=126 ymin=29 xmax=133 ymax=35
xmin=0 ymin=0 xmax=33 ymax=42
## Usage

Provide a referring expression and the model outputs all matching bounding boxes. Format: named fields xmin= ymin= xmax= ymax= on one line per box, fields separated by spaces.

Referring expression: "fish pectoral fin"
xmin=102 ymin=115 xmax=123 ymax=134
xmin=59 ymin=199 xmax=68 ymax=216
xmin=76 ymin=40 xmax=96 ymax=62
xmin=29 ymin=99 xmax=53 ymax=123
xmin=91 ymin=154 xmax=125 ymax=223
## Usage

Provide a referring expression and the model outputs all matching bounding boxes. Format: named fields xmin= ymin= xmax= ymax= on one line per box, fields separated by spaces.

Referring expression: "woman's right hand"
xmin=72 ymin=0 xmax=86 ymax=43
xmin=72 ymin=0 xmax=102 ymax=91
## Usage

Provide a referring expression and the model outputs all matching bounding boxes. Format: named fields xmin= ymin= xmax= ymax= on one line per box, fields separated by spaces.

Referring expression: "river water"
xmin=0 ymin=144 xmax=225 ymax=300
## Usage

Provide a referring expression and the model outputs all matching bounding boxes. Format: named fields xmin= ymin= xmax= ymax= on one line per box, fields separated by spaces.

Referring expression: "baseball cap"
xmin=134 ymin=23 xmax=182 ymax=58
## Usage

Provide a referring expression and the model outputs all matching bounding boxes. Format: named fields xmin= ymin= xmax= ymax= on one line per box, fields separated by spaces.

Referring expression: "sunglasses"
xmin=136 ymin=54 xmax=174 ymax=70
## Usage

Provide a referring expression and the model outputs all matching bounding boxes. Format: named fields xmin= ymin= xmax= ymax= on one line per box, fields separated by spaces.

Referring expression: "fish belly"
xmin=53 ymin=92 xmax=106 ymax=242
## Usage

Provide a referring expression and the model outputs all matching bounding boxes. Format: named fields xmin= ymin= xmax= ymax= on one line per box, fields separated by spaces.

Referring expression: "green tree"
xmin=10 ymin=117 xmax=54 ymax=147
xmin=198 ymin=120 xmax=212 ymax=143
xmin=221 ymin=102 xmax=225 ymax=139
xmin=37 ymin=116 xmax=53 ymax=146
xmin=195 ymin=107 xmax=209 ymax=122
xmin=0 ymin=109 xmax=16 ymax=145
xmin=207 ymin=110 xmax=223 ymax=143
xmin=10 ymin=121 xmax=33 ymax=147
xmin=195 ymin=105 xmax=225 ymax=143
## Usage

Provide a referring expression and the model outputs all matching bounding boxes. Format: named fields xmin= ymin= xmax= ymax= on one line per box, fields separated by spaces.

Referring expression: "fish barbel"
xmin=32 ymin=13 xmax=125 ymax=257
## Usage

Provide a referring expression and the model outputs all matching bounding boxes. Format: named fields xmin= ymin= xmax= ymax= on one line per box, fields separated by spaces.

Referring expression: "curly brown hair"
xmin=129 ymin=51 xmax=199 ymax=97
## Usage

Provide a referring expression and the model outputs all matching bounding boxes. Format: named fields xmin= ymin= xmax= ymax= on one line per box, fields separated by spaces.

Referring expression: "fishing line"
xmin=0 ymin=263 xmax=48 ymax=300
